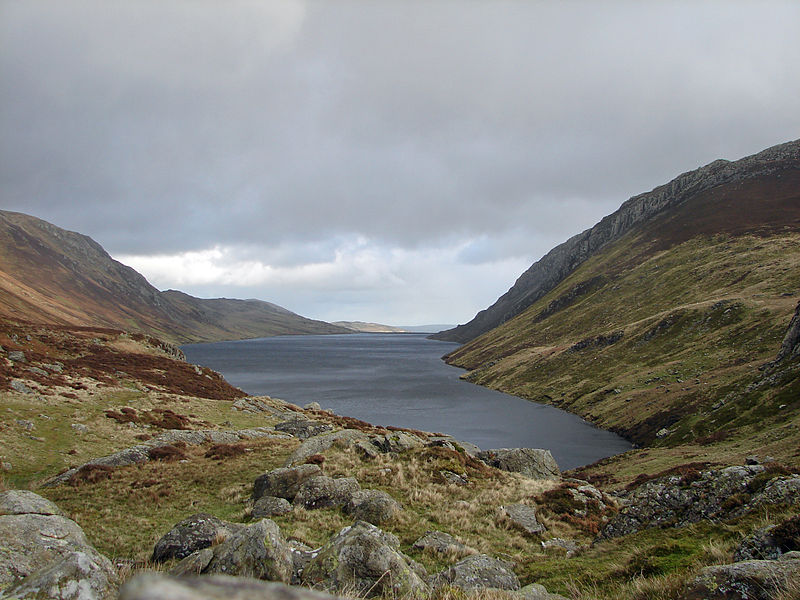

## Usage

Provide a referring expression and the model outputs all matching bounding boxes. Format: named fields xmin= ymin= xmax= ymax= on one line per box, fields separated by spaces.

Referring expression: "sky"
xmin=2 ymin=1 xmax=799 ymax=326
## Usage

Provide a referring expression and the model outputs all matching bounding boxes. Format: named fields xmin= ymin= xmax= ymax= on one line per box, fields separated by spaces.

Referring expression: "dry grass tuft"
xmin=68 ymin=464 xmax=114 ymax=486
xmin=204 ymin=443 xmax=246 ymax=460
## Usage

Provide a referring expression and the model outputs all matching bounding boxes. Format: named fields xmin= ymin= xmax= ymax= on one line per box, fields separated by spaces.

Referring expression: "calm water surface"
xmin=182 ymin=333 xmax=631 ymax=470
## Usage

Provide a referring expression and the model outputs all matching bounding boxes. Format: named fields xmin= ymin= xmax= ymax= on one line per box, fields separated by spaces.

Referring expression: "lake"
xmin=182 ymin=333 xmax=632 ymax=471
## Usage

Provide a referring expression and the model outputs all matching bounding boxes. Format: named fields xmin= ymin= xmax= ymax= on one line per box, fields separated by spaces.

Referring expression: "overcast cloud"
xmin=2 ymin=1 xmax=799 ymax=325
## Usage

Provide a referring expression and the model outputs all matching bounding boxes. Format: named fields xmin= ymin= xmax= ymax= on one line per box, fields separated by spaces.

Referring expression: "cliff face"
xmin=433 ymin=139 xmax=800 ymax=343
xmin=0 ymin=210 xmax=350 ymax=343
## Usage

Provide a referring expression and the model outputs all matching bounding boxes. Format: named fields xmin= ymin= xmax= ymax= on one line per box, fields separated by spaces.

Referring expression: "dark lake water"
xmin=182 ymin=333 xmax=631 ymax=471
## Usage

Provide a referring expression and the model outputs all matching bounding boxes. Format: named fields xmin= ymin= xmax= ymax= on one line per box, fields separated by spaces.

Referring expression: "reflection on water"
xmin=182 ymin=333 xmax=631 ymax=471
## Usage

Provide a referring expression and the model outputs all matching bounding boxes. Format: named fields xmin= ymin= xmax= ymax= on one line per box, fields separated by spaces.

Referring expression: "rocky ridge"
xmin=434 ymin=138 xmax=800 ymax=343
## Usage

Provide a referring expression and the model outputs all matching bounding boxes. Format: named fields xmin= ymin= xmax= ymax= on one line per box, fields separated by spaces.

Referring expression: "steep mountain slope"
xmin=443 ymin=142 xmax=800 ymax=464
xmin=433 ymin=139 xmax=800 ymax=343
xmin=0 ymin=210 xmax=349 ymax=342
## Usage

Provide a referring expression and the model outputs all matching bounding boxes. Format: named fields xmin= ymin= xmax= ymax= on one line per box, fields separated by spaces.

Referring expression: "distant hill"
xmin=440 ymin=139 xmax=800 ymax=453
xmin=333 ymin=321 xmax=408 ymax=333
xmin=0 ymin=210 xmax=350 ymax=343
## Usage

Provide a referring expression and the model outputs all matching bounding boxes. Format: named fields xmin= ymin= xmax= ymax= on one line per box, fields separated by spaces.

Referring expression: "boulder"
xmin=343 ymin=489 xmax=401 ymax=525
xmin=252 ymin=496 xmax=293 ymax=518
xmin=541 ymin=538 xmax=581 ymax=558
xmin=440 ymin=470 xmax=469 ymax=486
xmin=302 ymin=521 xmax=429 ymax=597
xmin=478 ymin=448 xmax=561 ymax=479
xmin=10 ymin=380 xmax=34 ymax=394
xmin=275 ymin=418 xmax=333 ymax=440
xmin=499 ymin=504 xmax=545 ymax=536
xmin=294 ymin=476 xmax=360 ymax=510
xmin=517 ymin=583 xmax=570 ymax=599
xmin=119 ymin=573 xmax=340 ymax=600
xmin=599 ymin=466 xmax=800 ymax=539
xmin=0 ymin=550 xmax=118 ymax=600
xmin=412 ymin=531 xmax=476 ymax=558
xmin=7 ymin=350 xmax=26 ymax=362
xmin=253 ymin=464 xmax=322 ymax=502
xmin=0 ymin=491 xmax=115 ymax=594
xmin=430 ymin=553 xmax=520 ymax=592
xmin=176 ymin=519 xmax=294 ymax=583
xmin=371 ymin=431 xmax=425 ymax=454
xmin=0 ymin=490 xmax=64 ymax=516
xmin=734 ymin=525 xmax=783 ymax=561
xmin=151 ymin=513 xmax=244 ymax=563
xmin=683 ymin=554 xmax=800 ymax=600
xmin=284 ymin=430 xmax=368 ymax=467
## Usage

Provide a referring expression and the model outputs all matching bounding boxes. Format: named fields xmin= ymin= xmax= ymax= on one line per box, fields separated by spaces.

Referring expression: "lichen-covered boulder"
xmin=119 ymin=573 xmax=341 ymax=600
xmin=499 ymin=504 xmax=545 ymax=535
xmin=301 ymin=521 xmax=429 ymax=597
xmin=412 ymin=531 xmax=476 ymax=558
xmin=180 ymin=519 xmax=294 ymax=583
xmin=343 ymin=490 xmax=401 ymax=525
xmin=517 ymin=582 xmax=570 ymax=599
xmin=477 ymin=448 xmax=560 ymax=479
xmin=284 ymin=430 xmax=368 ymax=467
xmin=294 ymin=476 xmax=360 ymax=510
xmin=430 ymin=553 xmax=520 ymax=592
xmin=253 ymin=464 xmax=322 ymax=502
xmin=682 ymin=553 xmax=800 ymax=600
xmin=151 ymin=513 xmax=244 ymax=562
xmin=274 ymin=418 xmax=333 ymax=440
xmin=0 ymin=490 xmax=65 ymax=516
xmin=0 ymin=551 xmax=118 ymax=600
xmin=252 ymin=495 xmax=293 ymax=518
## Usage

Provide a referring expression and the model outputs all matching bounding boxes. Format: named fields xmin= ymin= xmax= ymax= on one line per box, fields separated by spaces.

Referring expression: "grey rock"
xmin=430 ymin=553 xmax=520 ymax=592
xmin=478 ymin=448 xmax=561 ymax=479
xmin=371 ymin=431 xmax=425 ymax=453
xmin=26 ymin=366 xmax=49 ymax=377
xmin=45 ymin=445 xmax=153 ymax=486
xmin=253 ymin=464 xmax=322 ymax=502
xmin=517 ymin=583 xmax=570 ymax=600
xmin=7 ymin=350 xmax=26 ymax=362
xmin=194 ymin=519 xmax=294 ymax=583
xmin=499 ymin=504 xmax=545 ymax=535
xmin=0 ymin=510 xmax=107 ymax=588
xmin=440 ymin=470 xmax=469 ymax=486
xmin=252 ymin=496 xmax=293 ymax=518
xmin=283 ymin=429 xmax=368 ymax=467
xmin=683 ymin=555 xmax=800 ymax=600
xmin=599 ymin=465 xmax=797 ymax=539
xmin=541 ymin=538 xmax=581 ymax=558
xmin=775 ymin=300 xmax=800 ymax=361
xmin=412 ymin=531 xmax=476 ymax=557
xmin=354 ymin=439 xmax=380 ymax=459
xmin=302 ymin=521 xmax=429 ymax=598
xmin=734 ymin=526 xmax=783 ymax=561
xmin=119 ymin=573 xmax=340 ymax=600
xmin=304 ymin=402 xmax=322 ymax=411
xmin=0 ymin=490 xmax=64 ymax=516
xmin=0 ymin=550 xmax=118 ymax=600
xmin=287 ymin=540 xmax=315 ymax=585
xmin=10 ymin=380 xmax=34 ymax=394
xmin=169 ymin=548 xmax=214 ymax=577
xmin=42 ymin=362 xmax=64 ymax=373
xmin=71 ymin=423 xmax=89 ymax=434
xmin=15 ymin=418 xmax=35 ymax=430
xmin=343 ymin=489 xmax=401 ymax=525
xmin=151 ymin=513 xmax=244 ymax=562
xmin=275 ymin=418 xmax=333 ymax=440
xmin=294 ymin=476 xmax=360 ymax=510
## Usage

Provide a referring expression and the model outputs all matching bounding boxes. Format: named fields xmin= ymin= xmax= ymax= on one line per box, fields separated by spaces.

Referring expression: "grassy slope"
xmin=445 ymin=171 xmax=800 ymax=484
xmin=1 ymin=323 xmax=798 ymax=599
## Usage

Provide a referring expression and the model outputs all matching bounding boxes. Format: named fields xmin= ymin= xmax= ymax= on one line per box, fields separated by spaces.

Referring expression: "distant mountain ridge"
xmin=433 ymin=139 xmax=800 ymax=343
xmin=0 ymin=210 xmax=350 ymax=343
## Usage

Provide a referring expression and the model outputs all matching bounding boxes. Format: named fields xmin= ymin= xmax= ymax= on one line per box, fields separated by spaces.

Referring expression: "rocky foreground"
xmin=1 ymin=399 xmax=799 ymax=599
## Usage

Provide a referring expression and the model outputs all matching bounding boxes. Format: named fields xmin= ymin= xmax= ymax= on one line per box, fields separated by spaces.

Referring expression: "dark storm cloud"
xmin=2 ymin=1 xmax=799 ymax=322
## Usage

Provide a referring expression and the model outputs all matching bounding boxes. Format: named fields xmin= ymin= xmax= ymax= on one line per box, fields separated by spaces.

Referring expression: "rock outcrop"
xmin=343 ymin=489 xmax=402 ymax=525
xmin=293 ymin=476 xmax=361 ymax=510
xmin=118 ymin=573 xmax=340 ymax=600
xmin=682 ymin=552 xmax=800 ymax=600
xmin=600 ymin=465 xmax=800 ymax=539
xmin=301 ymin=521 xmax=429 ymax=598
xmin=151 ymin=513 xmax=244 ymax=563
xmin=253 ymin=464 xmax=322 ymax=502
xmin=478 ymin=448 xmax=561 ymax=479
xmin=0 ymin=491 xmax=117 ymax=598
xmin=429 ymin=553 xmax=520 ymax=592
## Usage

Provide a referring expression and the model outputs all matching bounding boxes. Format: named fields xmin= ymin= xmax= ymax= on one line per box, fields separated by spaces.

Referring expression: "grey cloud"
xmin=2 ymin=1 xmax=800 ymax=321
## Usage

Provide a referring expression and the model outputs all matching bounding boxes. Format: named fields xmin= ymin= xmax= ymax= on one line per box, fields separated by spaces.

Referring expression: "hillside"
xmin=442 ymin=140 xmax=800 ymax=480
xmin=0 ymin=210 xmax=349 ymax=343
xmin=433 ymin=139 xmax=800 ymax=344
xmin=333 ymin=321 xmax=408 ymax=333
